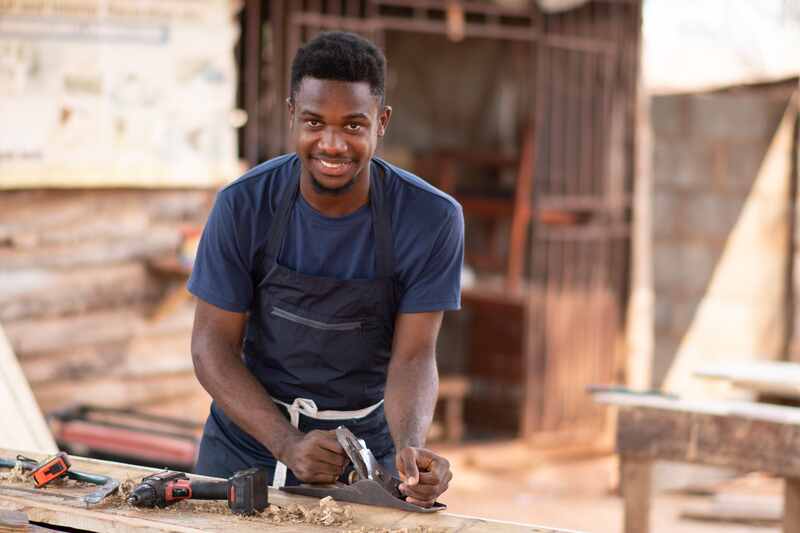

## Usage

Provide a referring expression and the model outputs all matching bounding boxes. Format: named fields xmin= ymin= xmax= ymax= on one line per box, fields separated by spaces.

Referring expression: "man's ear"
xmin=378 ymin=106 xmax=392 ymax=137
xmin=286 ymin=97 xmax=295 ymax=128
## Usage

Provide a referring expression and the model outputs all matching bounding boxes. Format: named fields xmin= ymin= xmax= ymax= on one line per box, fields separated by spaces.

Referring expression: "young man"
xmin=188 ymin=31 xmax=463 ymax=507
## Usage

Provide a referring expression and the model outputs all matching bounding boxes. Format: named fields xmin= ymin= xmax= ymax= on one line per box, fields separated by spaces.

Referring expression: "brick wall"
xmin=650 ymin=80 xmax=796 ymax=387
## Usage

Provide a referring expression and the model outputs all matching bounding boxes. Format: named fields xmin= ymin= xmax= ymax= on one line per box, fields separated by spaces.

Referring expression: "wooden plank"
xmin=787 ymin=478 xmax=800 ymax=533
xmin=0 ymin=510 xmax=28 ymax=532
xmin=695 ymin=360 xmax=800 ymax=399
xmin=621 ymin=457 xmax=651 ymax=533
xmin=5 ymin=306 xmax=194 ymax=358
xmin=0 ymin=263 xmax=159 ymax=322
xmin=33 ymin=371 xmax=204 ymax=414
xmin=0 ymin=191 xmax=211 ymax=240
xmin=680 ymin=493 xmax=781 ymax=526
xmin=0 ymin=231 xmax=180 ymax=270
xmin=595 ymin=391 xmax=800 ymax=425
xmin=0 ymin=325 xmax=57 ymax=454
xmin=596 ymin=393 xmax=800 ymax=477
xmin=0 ymin=448 xmax=579 ymax=533
xmin=20 ymin=332 xmax=194 ymax=386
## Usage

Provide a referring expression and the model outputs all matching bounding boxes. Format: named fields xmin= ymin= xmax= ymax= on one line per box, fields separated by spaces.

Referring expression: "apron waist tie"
xmin=270 ymin=397 xmax=384 ymax=488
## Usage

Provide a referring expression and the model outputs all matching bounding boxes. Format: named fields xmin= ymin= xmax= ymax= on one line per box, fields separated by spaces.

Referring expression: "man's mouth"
xmin=312 ymin=157 xmax=353 ymax=177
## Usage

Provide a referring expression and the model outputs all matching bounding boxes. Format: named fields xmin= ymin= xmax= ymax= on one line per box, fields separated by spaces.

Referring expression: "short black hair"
xmin=290 ymin=31 xmax=386 ymax=100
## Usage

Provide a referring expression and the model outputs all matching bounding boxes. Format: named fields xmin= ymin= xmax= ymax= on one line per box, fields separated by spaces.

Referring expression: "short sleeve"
xmin=398 ymin=206 xmax=464 ymax=313
xmin=187 ymin=191 xmax=254 ymax=312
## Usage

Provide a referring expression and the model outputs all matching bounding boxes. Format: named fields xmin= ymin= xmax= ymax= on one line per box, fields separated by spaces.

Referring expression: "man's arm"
xmin=191 ymin=299 xmax=346 ymax=483
xmin=384 ymin=310 xmax=452 ymax=506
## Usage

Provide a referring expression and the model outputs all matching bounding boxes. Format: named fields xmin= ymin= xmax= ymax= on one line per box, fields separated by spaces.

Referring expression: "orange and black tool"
xmin=127 ymin=468 xmax=268 ymax=515
xmin=31 ymin=452 xmax=71 ymax=488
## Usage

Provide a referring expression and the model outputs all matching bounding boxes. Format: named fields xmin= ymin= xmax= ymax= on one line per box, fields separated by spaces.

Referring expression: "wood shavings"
xmin=93 ymin=476 xmax=144 ymax=508
xmin=342 ymin=526 xmax=450 ymax=533
xmin=0 ymin=463 xmax=30 ymax=484
xmin=261 ymin=496 xmax=353 ymax=527
xmin=95 ymin=474 xmax=356 ymax=527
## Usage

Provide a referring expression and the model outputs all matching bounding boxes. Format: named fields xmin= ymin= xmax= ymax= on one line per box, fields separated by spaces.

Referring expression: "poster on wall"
xmin=0 ymin=0 xmax=242 ymax=188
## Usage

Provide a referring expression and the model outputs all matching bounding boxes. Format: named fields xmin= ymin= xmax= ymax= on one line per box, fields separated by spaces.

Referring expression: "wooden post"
xmin=785 ymin=477 xmax=800 ymax=533
xmin=621 ymin=456 xmax=652 ymax=533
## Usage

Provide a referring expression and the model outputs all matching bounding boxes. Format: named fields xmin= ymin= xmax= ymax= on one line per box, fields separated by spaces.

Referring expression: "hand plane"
xmin=280 ymin=426 xmax=446 ymax=513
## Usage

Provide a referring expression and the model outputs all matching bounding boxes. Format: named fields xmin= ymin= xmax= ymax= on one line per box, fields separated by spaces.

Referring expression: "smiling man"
xmin=188 ymin=31 xmax=463 ymax=507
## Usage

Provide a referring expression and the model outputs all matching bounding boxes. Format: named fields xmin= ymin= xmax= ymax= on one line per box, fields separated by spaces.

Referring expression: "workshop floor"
xmin=433 ymin=441 xmax=779 ymax=533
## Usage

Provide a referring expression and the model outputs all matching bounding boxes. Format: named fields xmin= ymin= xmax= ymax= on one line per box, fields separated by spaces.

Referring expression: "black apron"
xmin=195 ymin=160 xmax=398 ymax=485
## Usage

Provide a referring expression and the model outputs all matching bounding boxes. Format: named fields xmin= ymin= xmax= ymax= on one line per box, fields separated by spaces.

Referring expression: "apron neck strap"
xmin=369 ymin=161 xmax=395 ymax=279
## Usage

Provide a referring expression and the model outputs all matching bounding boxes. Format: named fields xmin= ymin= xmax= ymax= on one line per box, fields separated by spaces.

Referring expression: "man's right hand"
xmin=281 ymin=430 xmax=347 ymax=483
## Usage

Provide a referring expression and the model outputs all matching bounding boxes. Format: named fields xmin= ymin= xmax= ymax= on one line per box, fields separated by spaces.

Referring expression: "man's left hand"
xmin=395 ymin=447 xmax=452 ymax=507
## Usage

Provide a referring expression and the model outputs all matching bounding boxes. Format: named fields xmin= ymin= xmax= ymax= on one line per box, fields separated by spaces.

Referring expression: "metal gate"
xmin=242 ymin=0 xmax=640 ymax=442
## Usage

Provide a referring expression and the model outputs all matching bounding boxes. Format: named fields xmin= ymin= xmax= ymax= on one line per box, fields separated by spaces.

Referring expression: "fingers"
xmin=314 ymin=430 xmax=346 ymax=455
xmin=396 ymin=447 xmax=452 ymax=507
xmin=395 ymin=448 xmax=420 ymax=485
xmin=288 ymin=430 xmax=348 ymax=483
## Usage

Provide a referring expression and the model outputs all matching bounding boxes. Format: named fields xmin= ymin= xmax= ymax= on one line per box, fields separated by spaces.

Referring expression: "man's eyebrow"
xmin=344 ymin=113 xmax=370 ymax=120
xmin=298 ymin=109 xmax=322 ymax=117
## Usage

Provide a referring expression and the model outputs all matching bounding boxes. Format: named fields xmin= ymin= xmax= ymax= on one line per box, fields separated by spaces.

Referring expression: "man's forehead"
xmin=294 ymin=77 xmax=380 ymax=111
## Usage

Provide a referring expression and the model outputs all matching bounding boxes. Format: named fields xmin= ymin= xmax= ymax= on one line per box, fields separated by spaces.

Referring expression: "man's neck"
xmin=299 ymin=168 xmax=370 ymax=218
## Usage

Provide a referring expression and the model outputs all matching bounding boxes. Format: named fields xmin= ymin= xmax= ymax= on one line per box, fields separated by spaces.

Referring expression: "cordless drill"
xmin=127 ymin=468 xmax=268 ymax=515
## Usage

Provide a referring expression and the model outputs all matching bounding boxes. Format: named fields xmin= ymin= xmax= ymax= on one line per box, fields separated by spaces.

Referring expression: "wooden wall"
xmin=0 ymin=189 xmax=216 ymax=427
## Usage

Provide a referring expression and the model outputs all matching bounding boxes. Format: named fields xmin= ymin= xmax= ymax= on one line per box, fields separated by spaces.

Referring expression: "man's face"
xmin=288 ymin=77 xmax=391 ymax=196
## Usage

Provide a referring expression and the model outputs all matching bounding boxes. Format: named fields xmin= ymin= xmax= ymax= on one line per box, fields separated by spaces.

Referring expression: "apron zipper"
xmin=271 ymin=306 xmax=362 ymax=331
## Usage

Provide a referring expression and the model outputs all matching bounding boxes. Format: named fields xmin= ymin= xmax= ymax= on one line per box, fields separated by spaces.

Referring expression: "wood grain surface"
xmin=0 ymin=448 xmax=577 ymax=533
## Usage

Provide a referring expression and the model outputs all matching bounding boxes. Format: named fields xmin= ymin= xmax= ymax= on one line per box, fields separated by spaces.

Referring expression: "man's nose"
xmin=317 ymin=128 xmax=347 ymax=154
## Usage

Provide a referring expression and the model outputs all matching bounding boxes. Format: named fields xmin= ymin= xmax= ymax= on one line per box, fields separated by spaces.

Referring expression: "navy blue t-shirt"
xmin=188 ymin=154 xmax=463 ymax=315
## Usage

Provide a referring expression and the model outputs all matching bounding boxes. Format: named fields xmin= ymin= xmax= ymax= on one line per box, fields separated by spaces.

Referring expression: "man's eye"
xmin=346 ymin=123 xmax=362 ymax=132
xmin=305 ymin=120 xmax=321 ymax=128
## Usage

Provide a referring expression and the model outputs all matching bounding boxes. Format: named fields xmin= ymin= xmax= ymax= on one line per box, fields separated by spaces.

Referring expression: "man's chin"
xmin=310 ymin=174 xmax=357 ymax=196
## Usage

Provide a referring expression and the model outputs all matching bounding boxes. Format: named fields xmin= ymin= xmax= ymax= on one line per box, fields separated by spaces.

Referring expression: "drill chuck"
xmin=127 ymin=483 xmax=157 ymax=507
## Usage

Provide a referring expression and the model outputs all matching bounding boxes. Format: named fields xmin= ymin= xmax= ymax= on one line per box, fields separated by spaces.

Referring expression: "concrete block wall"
xmin=651 ymin=80 xmax=796 ymax=386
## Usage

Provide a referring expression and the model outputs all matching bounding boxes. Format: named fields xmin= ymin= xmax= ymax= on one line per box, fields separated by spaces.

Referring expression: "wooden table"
xmin=595 ymin=392 xmax=800 ymax=533
xmin=0 ymin=448 xmax=577 ymax=532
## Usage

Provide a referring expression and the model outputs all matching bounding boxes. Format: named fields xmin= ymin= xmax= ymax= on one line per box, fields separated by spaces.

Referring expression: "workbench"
xmin=595 ymin=392 xmax=800 ymax=533
xmin=0 ymin=448 xmax=575 ymax=532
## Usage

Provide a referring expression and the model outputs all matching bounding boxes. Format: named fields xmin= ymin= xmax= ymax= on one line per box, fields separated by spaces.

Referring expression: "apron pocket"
xmin=271 ymin=306 xmax=361 ymax=331
xmin=266 ymin=302 xmax=375 ymax=378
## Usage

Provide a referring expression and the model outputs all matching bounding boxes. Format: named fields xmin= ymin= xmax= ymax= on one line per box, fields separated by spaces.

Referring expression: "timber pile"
xmin=0 ymin=189 xmax=216 ymax=425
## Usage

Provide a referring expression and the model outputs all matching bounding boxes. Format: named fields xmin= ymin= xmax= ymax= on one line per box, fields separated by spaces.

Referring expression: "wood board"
xmin=0 ymin=448 xmax=577 ymax=533
xmin=695 ymin=360 xmax=800 ymax=399
xmin=0 ymin=327 xmax=57 ymax=454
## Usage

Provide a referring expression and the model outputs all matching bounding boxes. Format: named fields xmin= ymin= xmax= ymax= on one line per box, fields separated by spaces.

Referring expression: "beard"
xmin=309 ymin=170 xmax=359 ymax=196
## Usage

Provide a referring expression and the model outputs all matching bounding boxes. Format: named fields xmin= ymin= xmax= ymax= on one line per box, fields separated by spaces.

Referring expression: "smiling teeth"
xmin=319 ymin=160 xmax=345 ymax=168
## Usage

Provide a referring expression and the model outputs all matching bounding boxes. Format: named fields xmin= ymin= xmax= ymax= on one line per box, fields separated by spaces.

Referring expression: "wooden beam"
xmin=621 ymin=457 xmax=651 ymax=533
xmin=786 ymin=478 xmax=800 ymax=533
xmin=0 ymin=325 xmax=57 ymax=454
xmin=0 ymin=263 xmax=158 ymax=323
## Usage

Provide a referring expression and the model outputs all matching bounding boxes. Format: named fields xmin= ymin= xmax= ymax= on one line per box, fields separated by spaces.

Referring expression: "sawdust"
xmin=258 ymin=496 xmax=354 ymax=527
xmin=342 ymin=529 xmax=449 ymax=533
xmin=0 ymin=463 xmax=30 ymax=484
xmin=93 ymin=476 xmax=143 ymax=508
xmin=103 ymin=476 xmax=354 ymax=527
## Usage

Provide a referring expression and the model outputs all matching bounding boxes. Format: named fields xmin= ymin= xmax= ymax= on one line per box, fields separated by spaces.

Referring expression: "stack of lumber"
xmin=0 ymin=189 xmax=216 ymax=426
